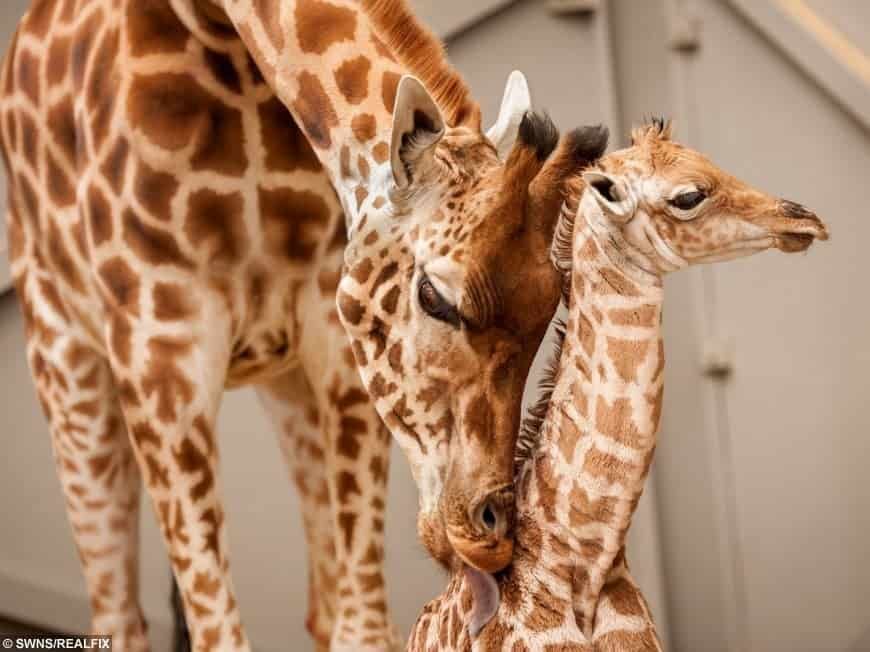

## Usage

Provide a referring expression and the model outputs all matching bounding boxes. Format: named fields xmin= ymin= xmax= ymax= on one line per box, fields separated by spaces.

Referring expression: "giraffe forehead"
xmin=437 ymin=129 xmax=499 ymax=175
xmin=606 ymin=148 xmax=720 ymax=198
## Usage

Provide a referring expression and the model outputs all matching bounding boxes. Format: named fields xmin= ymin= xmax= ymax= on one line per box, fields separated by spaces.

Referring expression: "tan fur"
xmin=360 ymin=0 xmax=481 ymax=129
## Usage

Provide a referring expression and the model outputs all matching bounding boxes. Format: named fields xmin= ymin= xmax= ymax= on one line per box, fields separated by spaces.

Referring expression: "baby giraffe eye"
xmin=418 ymin=276 xmax=461 ymax=328
xmin=669 ymin=190 xmax=707 ymax=211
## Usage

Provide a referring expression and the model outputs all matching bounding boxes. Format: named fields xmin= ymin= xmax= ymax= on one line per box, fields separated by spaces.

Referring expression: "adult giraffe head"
xmin=337 ymin=76 xmax=609 ymax=572
xmin=573 ymin=119 xmax=829 ymax=275
xmin=217 ymin=0 xmax=602 ymax=571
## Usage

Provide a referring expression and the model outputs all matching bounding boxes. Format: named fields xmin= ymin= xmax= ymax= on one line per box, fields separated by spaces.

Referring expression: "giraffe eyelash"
xmin=418 ymin=275 xmax=462 ymax=328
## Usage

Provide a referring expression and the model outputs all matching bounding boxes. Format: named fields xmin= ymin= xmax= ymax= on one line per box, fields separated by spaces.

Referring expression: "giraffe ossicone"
xmin=410 ymin=120 xmax=828 ymax=651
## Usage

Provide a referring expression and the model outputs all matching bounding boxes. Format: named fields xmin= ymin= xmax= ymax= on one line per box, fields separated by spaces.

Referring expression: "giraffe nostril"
xmin=471 ymin=487 xmax=514 ymax=539
xmin=451 ymin=488 xmax=516 ymax=572
xmin=780 ymin=199 xmax=816 ymax=220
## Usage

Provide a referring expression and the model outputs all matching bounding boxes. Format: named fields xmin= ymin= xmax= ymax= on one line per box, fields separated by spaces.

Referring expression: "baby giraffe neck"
xmin=518 ymin=208 xmax=665 ymax=635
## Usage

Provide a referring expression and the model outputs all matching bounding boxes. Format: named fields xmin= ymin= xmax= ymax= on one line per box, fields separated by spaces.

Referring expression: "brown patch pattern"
xmin=292 ymin=71 xmax=339 ymax=150
xmin=334 ymin=56 xmax=371 ymax=105
xmin=294 ymin=0 xmax=357 ymax=54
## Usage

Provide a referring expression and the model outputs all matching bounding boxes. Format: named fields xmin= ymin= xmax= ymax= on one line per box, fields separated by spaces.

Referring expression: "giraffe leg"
xmin=257 ymin=369 xmax=338 ymax=652
xmin=298 ymin=329 xmax=399 ymax=651
xmin=171 ymin=574 xmax=192 ymax=652
xmin=107 ymin=303 xmax=249 ymax=652
xmin=16 ymin=274 xmax=148 ymax=650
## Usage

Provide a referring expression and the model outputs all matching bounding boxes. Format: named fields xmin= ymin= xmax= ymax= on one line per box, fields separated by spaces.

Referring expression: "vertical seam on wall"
xmin=664 ymin=0 xmax=750 ymax=649
xmin=594 ymin=0 xmax=622 ymax=137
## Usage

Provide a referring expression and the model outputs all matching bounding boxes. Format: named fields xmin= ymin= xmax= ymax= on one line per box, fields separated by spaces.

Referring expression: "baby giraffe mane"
xmin=515 ymin=319 xmax=565 ymax=465
xmin=361 ymin=0 xmax=482 ymax=129
xmin=632 ymin=115 xmax=673 ymax=144
xmin=516 ymin=123 xmax=609 ymax=465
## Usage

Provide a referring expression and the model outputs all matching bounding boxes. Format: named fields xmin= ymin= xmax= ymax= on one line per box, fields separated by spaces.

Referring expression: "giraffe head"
xmin=337 ymin=73 xmax=607 ymax=572
xmin=574 ymin=119 xmax=829 ymax=275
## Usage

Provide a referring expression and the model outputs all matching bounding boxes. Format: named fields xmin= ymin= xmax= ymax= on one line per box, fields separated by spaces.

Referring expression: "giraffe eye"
xmin=669 ymin=190 xmax=707 ymax=211
xmin=418 ymin=276 xmax=461 ymax=328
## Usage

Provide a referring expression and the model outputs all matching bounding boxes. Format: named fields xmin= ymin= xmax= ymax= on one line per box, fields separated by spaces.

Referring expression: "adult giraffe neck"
xmin=219 ymin=0 xmax=411 ymax=227
xmin=517 ymin=205 xmax=665 ymax=635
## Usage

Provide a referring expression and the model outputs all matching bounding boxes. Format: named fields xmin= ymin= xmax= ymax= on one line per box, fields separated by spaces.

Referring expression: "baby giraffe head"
xmin=338 ymin=72 xmax=608 ymax=572
xmin=578 ymin=119 xmax=829 ymax=275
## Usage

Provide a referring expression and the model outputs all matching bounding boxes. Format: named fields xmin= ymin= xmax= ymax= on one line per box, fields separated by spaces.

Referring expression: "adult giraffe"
xmin=0 ymin=0 xmax=573 ymax=649
xmin=409 ymin=120 xmax=829 ymax=651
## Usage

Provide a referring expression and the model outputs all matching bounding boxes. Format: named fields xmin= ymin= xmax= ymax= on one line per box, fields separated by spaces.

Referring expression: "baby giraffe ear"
xmin=390 ymin=75 xmax=446 ymax=189
xmin=486 ymin=70 xmax=531 ymax=160
xmin=582 ymin=170 xmax=636 ymax=223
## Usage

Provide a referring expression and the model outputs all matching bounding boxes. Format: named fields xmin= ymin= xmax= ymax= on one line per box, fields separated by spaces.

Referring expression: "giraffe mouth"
xmin=446 ymin=526 xmax=514 ymax=574
xmin=771 ymin=209 xmax=829 ymax=253
xmin=777 ymin=232 xmax=817 ymax=253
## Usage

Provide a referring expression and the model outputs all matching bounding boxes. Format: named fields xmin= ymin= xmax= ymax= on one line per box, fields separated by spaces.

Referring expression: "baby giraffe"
xmin=409 ymin=119 xmax=829 ymax=651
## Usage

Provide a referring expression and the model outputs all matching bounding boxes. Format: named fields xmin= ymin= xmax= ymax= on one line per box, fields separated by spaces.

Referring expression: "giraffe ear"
xmin=465 ymin=566 xmax=500 ymax=638
xmin=582 ymin=171 xmax=636 ymax=223
xmin=390 ymin=75 xmax=446 ymax=189
xmin=486 ymin=70 xmax=531 ymax=160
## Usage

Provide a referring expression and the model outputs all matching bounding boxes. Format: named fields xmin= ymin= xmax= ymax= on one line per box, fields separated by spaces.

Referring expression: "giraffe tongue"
xmin=464 ymin=565 xmax=500 ymax=638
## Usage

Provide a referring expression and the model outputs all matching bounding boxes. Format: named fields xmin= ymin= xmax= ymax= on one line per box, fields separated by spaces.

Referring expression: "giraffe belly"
xmin=226 ymin=329 xmax=300 ymax=387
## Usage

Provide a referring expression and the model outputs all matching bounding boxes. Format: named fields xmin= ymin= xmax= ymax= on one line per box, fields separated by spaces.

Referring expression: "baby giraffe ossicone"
xmin=409 ymin=119 xmax=828 ymax=651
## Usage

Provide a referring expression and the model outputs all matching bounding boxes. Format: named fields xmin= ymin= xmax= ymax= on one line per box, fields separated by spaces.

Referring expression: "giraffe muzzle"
xmin=447 ymin=486 xmax=516 ymax=573
xmin=471 ymin=487 xmax=515 ymax=540
xmin=771 ymin=200 xmax=829 ymax=253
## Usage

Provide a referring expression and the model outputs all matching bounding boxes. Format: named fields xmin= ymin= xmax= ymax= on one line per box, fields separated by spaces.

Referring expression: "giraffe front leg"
xmin=107 ymin=309 xmax=249 ymax=652
xmin=17 ymin=283 xmax=148 ymax=648
xmin=299 ymin=333 xmax=399 ymax=652
xmin=257 ymin=369 xmax=338 ymax=651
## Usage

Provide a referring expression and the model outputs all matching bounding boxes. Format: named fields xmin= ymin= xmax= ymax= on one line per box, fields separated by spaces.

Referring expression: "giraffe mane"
xmin=515 ymin=318 xmax=566 ymax=466
xmin=360 ymin=0 xmax=482 ymax=130
xmin=631 ymin=116 xmax=673 ymax=144
xmin=551 ymin=174 xmax=583 ymax=301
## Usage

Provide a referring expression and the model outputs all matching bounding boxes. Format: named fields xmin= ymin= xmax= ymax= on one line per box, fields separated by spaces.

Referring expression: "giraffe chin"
xmin=448 ymin=532 xmax=514 ymax=574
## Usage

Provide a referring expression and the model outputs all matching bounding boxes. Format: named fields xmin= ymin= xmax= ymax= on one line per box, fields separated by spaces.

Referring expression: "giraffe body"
xmin=1 ymin=1 xmax=576 ymax=649
xmin=2 ymin=1 xmax=389 ymax=649
xmin=409 ymin=121 xmax=828 ymax=651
